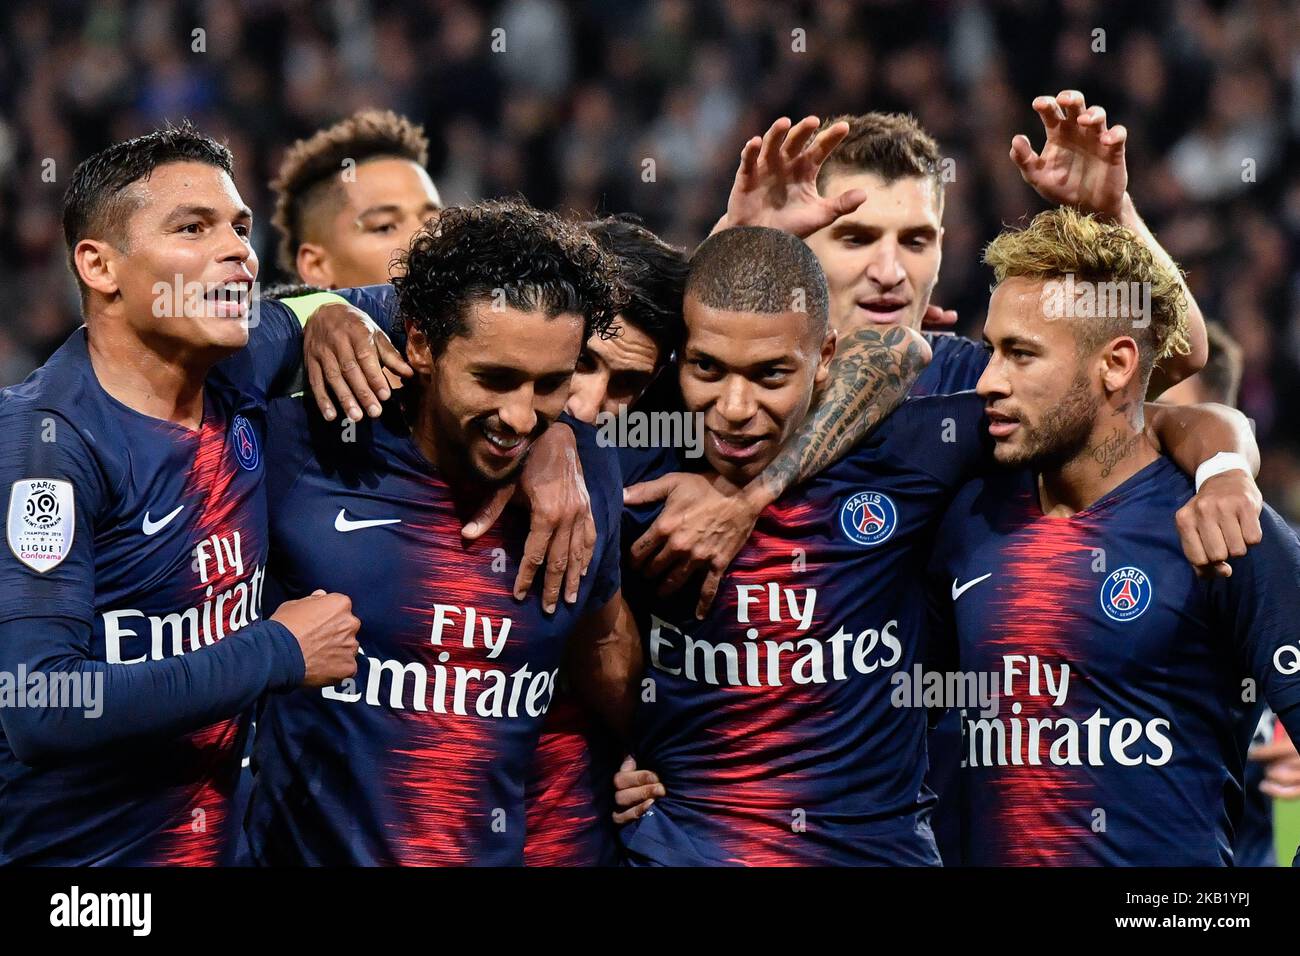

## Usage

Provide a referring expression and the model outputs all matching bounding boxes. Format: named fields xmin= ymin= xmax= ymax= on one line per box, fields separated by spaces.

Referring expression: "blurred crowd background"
xmin=1 ymin=0 xmax=1299 ymax=517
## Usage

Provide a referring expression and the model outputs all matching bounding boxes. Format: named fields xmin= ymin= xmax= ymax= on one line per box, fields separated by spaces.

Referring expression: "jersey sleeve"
xmin=617 ymin=444 xmax=679 ymax=550
xmin=0 ymin=407 xmax=305 ymax=763
xmin=864 ymin=390 xmax=992 ymax=491
xmin=219 ymin=284 xmax=402 ymax=400
xmin=0 ymin=615 xmax=304 ymax=764
xmin=1209 ymin=505 xmax=1300 ymax=733
xmin=214 ymin=296 xmax=306 ymax=399
xmin=930 ymin=335 xmax=987 ymax=395
xmin=337 ymin=284 xmax=400 ymax=336
xmin=570 ymin=417 xmax=622 ymax=610
xmin=0 ymin=406 xmax=106 ymax=625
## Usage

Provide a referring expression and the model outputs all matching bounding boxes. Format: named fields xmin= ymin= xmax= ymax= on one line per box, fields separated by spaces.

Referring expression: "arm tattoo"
xmin=756 ymin=326 xmax=928 ymax=502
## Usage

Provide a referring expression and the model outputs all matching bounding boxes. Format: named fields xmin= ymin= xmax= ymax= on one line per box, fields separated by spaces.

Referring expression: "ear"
xmin=1101 ymin=335 xmax=1142 ymax=393
xmin=405 ymin=320 xmax=434 ymax=378
xmin=74 ymin=238 xmax=120 ymax=299
xmin=813 ymin=327 xmax=838 ymax=389
xmin=296 ymin=243 xmax=334 ymax=289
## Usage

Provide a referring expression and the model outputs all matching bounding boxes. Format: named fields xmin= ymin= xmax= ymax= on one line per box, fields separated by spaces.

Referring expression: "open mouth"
xmin=855 ymin=298 xmax=910 ymax=324
xmin=480 ymin=423 xmax=530 ymax=460
xmin=708 ymin=430 xmax=767 ymax=462
xmin=202 ymin=281 xmax=251 ymax=318
xmin=985 ymin=409 xmax=1021 ymax=438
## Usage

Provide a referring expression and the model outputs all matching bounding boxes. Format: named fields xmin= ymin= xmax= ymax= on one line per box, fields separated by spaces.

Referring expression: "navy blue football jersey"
xmin=930 ymin=456 xmax=1300 ymax=865
xmin=0 ymin=302 xmax=308 ymax=866
xmin=915 ymin=333 xmax=991 ymax=397
xmin=246 ymin=400 xmax=622 ymax=866
xmin=618 ymin=392 xmax=991 ymax=865
xmin=913 ymin=332 xmax=990 ymax=865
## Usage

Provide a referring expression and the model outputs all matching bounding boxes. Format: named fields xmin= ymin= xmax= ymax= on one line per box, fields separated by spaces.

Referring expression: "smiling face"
xmin=94 ymin=160 xmax=258 ymax=357
xmin=564 ymin=319 xmax=664 ymax=423
xmin=804 ymin=170 xmax=943 ymax=334
xmin=300 ymin=156 xmax=442 ymax=288
xmin=407 ymin=299 xmax=584 ymax=484
xmin=976 ymin=276 xmax=1102 ymax=469
xmin=678 ymin=293 xmax=835 ymax=485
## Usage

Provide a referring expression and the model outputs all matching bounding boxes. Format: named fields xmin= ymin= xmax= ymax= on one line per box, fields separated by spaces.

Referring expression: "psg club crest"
xmin=1100 ymin=566 xmax=1152 ymax=622
xmin=231 ymin=415 xmax=260 ymax=471
xmin=840 ymin=490 xmax=898 ymax=547
xmin=7 ymin=478 xmax=75 ymax=573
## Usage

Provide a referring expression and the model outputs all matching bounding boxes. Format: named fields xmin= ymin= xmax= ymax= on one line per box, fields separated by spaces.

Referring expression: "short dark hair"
xmin=584 ymin=213 xmax=688 ymax=364
xmin=817 ymin=112 xmax=944 ymax=205
xmin=270 ymin=109 xmax=431 ymax=275
xmin=685 ymin=226 xmax=829 ymax=339
xmin=1193 ymin=322 xmax=1244 ymax=407
xmin=62 ymin=121 xmax=234 ymax=299
xmin=393 ymin=199 xmax=625 ymax=354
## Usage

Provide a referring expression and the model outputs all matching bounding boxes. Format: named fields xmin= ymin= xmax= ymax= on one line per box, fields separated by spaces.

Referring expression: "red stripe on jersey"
xmin=693 ymin=501 xmax=829 ymax=866
xmin=383 ymin=499 xmax=520 ymax=865
xmin=980 ymin=501 xmax=1099 ymax=865
xmin=148 ymin=716 xmax=239 ymax=866
xmin=524 ymin=694 xmax=603 ymax=867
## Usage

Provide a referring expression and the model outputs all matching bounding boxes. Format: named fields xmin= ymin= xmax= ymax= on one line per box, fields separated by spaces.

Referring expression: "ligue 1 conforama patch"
xmin=840 ymin=490 xmax=898 ymax=547
xmin=7 ymin=479 xmax=75 ymax=573
xmin=1100 ymin=566 xmax=1152 ymax=622
xmin=231 ymin=414 xmax=260 ymax=471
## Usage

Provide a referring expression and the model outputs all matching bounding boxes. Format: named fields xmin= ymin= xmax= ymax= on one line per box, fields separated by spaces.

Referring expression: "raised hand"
xmin=719 ymin=116 xmax=867 ymax=238
xmin=1010 ymin=89 xmax=1128 ymax=219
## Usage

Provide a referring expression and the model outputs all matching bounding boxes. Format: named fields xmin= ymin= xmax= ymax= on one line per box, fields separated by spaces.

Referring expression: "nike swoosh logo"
xmin=142 ymin=505 xmax=184 ymax=536
xmin=334 ymin=509 xmax=402 ymax=533
xmin=952 ymin=573 xmax=992 ymax=600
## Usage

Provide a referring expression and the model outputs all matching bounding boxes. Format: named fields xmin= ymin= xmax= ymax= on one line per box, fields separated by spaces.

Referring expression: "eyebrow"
xmin=356 ymin=204 xmax=403 ymax=218
xmin=831 ymin=221 xmax=937 ymax=238
xmin=468 ymin=362 xmax=574 ymax=378
xmin=985 ymin=334 xmax=1040 ymax=350
xmin=357 ymin=200 xmax=443 ymax=219
xmin=685 ymin=347 xmax=794 ymax=371
xmin=163 ymin=204 xmax=252 ymax=224
xmin=829 ymin=221 xmax=878 ymax=237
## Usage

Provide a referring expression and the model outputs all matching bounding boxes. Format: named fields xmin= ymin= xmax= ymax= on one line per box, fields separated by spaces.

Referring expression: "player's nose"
xmin=216 ymin=222 xmax=254 ymax=264
xmin=498 ymin=386 xmax=539 ymax=436
xmin=716 ymin=374 xmax=757 ymax=424
xmin=975 ymin=355 xmax=1008 ymax=399
xmin=864 ymin=239 xmax=906 ymax=290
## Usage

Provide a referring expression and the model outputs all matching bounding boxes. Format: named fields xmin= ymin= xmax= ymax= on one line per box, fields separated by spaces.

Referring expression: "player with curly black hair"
xmin=389 ymin=199 xmax=624 ymax=483
xmin=246 ymin=198 xmax=641 ymax=866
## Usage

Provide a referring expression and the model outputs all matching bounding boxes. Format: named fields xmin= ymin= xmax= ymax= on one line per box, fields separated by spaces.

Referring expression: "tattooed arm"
xmin=625 ymin=326 xmax=930 ymax=617
xmin=750 ymin=325 xmax=931 ymax=508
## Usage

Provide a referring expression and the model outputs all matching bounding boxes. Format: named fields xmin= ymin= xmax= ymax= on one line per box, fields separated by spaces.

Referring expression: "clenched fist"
xmin=272 ymin=589 xmax=361 ymax=687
